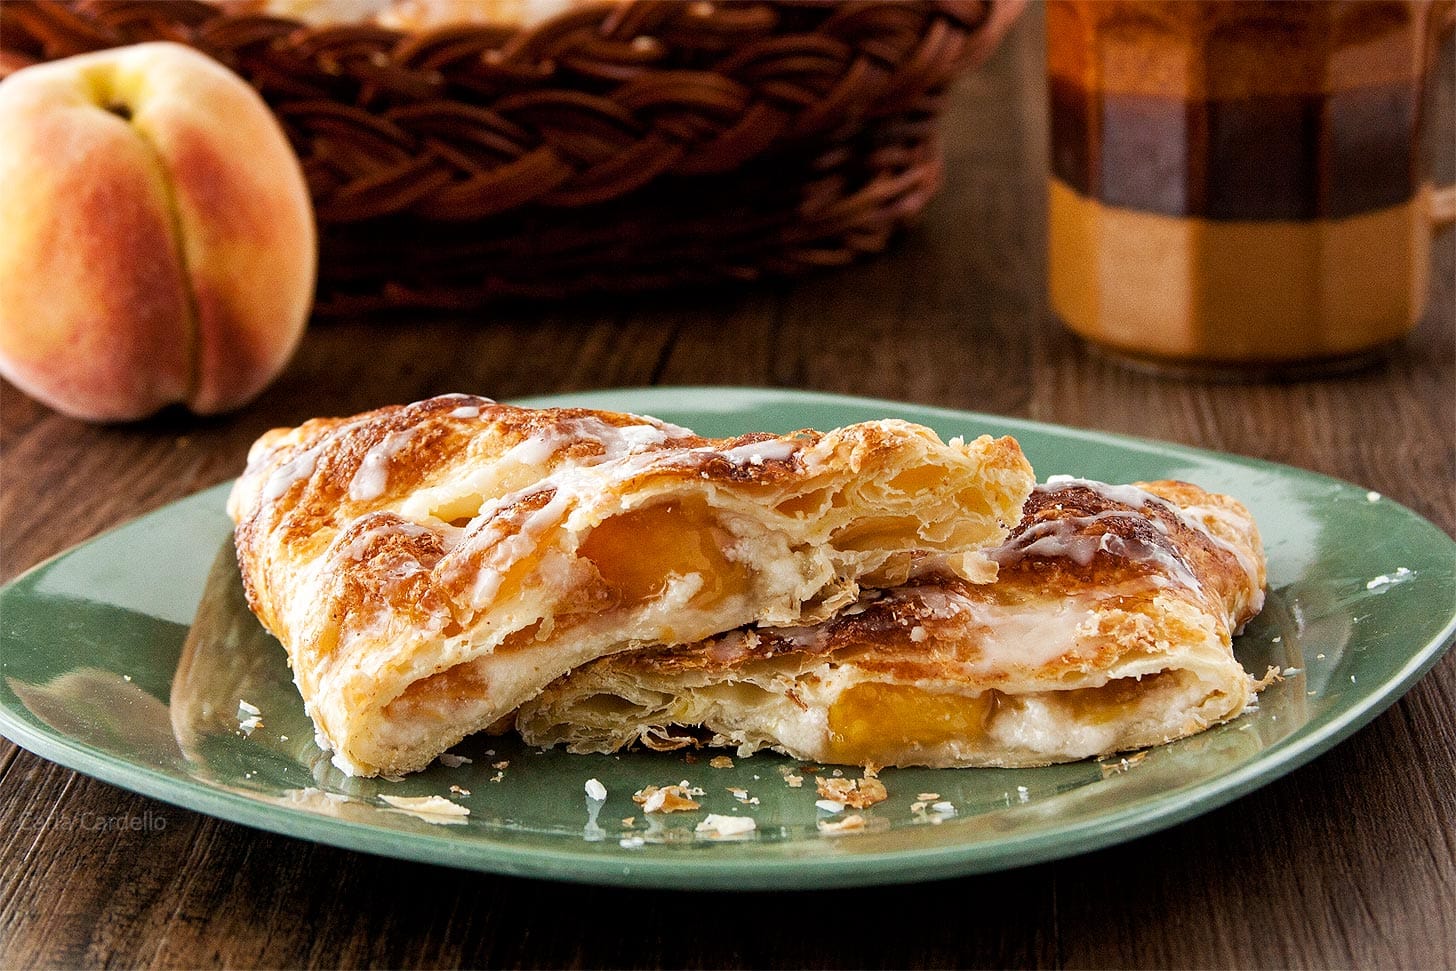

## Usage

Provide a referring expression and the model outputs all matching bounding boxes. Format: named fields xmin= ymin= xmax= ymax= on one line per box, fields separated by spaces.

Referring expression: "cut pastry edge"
xmin=513 ymin=478 xmax=1269 ymax=770
xmin=517 ymin=670 xmax=1256 ymax=770
xmin=512 ymin=601 xmax=1258 ymax=770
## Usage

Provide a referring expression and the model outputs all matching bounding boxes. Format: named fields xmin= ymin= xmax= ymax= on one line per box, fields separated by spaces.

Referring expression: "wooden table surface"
xmin=3 ymin=9 xmax=1454 ymax=969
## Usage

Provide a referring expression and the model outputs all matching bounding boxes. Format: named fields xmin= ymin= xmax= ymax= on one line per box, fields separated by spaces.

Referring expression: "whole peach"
xmin=0 ymin=42 xmax=316 ymax=422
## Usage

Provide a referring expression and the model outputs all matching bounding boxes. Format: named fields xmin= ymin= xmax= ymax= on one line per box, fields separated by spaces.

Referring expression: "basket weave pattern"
xmin=2 ymin=0 xmax=996 ymax=312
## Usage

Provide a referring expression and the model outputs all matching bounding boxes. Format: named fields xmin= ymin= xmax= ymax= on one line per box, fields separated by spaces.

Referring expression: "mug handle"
xmin=1433 ymin=2 xmax=1456 ymax=230
xmin=1435 ymin=184 xmax=1456 ymax=231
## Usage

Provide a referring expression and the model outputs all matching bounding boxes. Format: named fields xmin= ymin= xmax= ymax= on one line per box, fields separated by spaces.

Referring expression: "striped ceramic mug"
xmin=1047 ymin=0 xmax=1456 ymax=377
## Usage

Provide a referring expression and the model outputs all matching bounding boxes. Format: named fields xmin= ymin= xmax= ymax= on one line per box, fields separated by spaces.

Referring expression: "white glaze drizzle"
xmin=423 ymin=392 xmax=494 ymax=404
xmin=1176 ymin=502 xmax=1266 ymax=611
xmin=991 ymin=509 xmax=1204 ymax=594
xmin=1041 ymin=476 xmax=1162 ymax=510
xmin=995 ymin=510 xmax=1142 ymax=566
xmin=610 ymin=421 xmax=674 ymax=452
xmin=499 ymin=432 xmax=560 ymax=468
xmin=877 ymin=583 xmax=1104 ymax=673
xmin=716 ymin=439 xmax=800 ymax=466
xmin=466 ymin=487 xmax=573 ymax=608
xmin=348 ymin=426 xmax=421 ymax=502
xmin=639 ymin=415 xmax=697 ymax=438
xmin=260 ymin=445 xmax=322 ymax=502
xmin=1037 ymin=477 xmax=1261 ymax=600
xmin=334 ymin=520 xmax=434 ymax=562
xmin=495 ymin=416 xmax=683 ymax=471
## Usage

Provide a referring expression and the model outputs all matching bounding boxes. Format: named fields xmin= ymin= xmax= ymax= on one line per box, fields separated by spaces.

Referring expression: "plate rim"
xmin=2 ymin=386 xmax=1453 ymax=890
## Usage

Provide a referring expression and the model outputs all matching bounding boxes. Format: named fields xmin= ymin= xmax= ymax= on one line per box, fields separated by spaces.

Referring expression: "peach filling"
xmin=576 ymin=498 xmax=751 ymax=607
xmin=827 ymin=683 xmax=1003 ymax=762
xmin=1054 ymin=670 xmax=1178 ymax=726
xmin=825 ymin=673 xmax=1181 ymax=762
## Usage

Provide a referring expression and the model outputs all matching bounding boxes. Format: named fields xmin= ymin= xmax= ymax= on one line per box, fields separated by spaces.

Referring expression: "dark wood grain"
xmin=2 ymin=7 xmax=1454 ymax=969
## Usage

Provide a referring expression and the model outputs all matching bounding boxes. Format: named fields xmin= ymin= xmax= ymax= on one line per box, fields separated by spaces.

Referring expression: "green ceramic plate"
xmin=2 ymin=388 xmax=1453 ymax=889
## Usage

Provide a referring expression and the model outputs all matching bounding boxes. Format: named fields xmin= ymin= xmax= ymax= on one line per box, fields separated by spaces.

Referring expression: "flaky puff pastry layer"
xmin=227 ymin=395 xmax=1034 ymax=776
xmin=516 ymin=478 xmax=1268 ymax=767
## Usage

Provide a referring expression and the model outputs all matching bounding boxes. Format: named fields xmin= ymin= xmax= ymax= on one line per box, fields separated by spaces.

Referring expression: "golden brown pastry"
xmin=227 ymin=394 xmax=1034 ymax=776
xmin=516 ymin=478 xmax=1268 ymax=767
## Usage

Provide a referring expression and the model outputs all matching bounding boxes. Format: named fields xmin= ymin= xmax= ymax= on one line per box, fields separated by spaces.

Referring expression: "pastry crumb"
xmin=1254 ymin=665 xmax=1284 ymax=689
xmin=449 ymin=784 xmax=471 ymax=796
xmin=489 ymin=771 xmax=505 ymax=783
xmin=917 ymin=792 xmax=940 ymax=801
xmin=237 ymin=700 xmax=263 ymax=735
xmin=695 ymin=814 xmax=756 ymax=838
xmin=620 ymin=817 xmax=636 ymax=828
xmin=1101 ymin=751 xmax=1148 ymax=778
xmin=491 ymin=760 xmax=511 ymax=770
xmin=379 ymin=794 xmax=469 ymax=820
xmin=633 ymin=784 xmax=701 ymax=814
xmin=709 ymin=755 xmax=734 ymax=769
xmin=784 ymin=774 xmax=804 ymax=788
xmin=817 ymin=774 xmax=888 ymax=809
xmin=818 ymin=814 xmax=867 ymax=834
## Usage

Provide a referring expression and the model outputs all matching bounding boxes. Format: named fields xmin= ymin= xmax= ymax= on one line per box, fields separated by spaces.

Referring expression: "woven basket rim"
xmin=0 ymin=0 xmax=1012 ymax=310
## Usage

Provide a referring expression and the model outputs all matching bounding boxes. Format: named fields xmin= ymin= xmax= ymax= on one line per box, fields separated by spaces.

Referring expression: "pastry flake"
xmin=228 ymin=394 xmax=1033 ymax=776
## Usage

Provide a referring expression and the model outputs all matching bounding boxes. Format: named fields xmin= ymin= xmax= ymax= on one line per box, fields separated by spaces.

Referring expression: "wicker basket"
xmin=0 ymin=0 xmax=1019 ymax=313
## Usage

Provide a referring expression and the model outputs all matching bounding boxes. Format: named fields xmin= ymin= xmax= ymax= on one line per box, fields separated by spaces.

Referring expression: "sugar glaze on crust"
xmin=516 ymin=479 xmax=1269 ymax=767
xmin=228 ymin=394 xmax=1034 ymax=776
